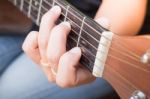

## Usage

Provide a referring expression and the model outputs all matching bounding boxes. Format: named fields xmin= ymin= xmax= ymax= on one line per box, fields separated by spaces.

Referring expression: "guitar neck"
xmin=9 ymin=0 xmax=108 ymax=72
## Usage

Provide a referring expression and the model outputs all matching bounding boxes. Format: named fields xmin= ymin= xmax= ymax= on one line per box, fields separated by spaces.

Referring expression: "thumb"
xmin=95 ymin=17 xmax=110 ymax=29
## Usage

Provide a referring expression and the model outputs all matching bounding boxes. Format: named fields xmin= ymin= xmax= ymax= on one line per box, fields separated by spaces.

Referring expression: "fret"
xmin=69 ymin=33 xmax=96 ymax=62
xmin=28 ymin=0 xmax=41 ymax=23
xmin=77 ymin=17 xmax=86 ymax=47
xmin=36 ymin=0 xmax=43 ymax=25
xmin=30 ymin=8 xmax=39 ymax=23
xmin=64 ymin=5 xmax=70 ymax=21
xmin=14 ymin=0 xmax=17 ymax=5
xmin=67 ymin=36 xmax=94 ymax=70
xmin=28 ymin=0 xmax=33 ymax=17
xmin=84 ymin=19 xmax=102 ymax=41
xmin=22 ymin=0 xmax=29 ymax=14
xmin=57 ymin=18 xmax=98 ymax=55
xmin=52 ymin=0 xmax=56 ymax=7
xmin=20 ymin=0 xmax=24 ymax=11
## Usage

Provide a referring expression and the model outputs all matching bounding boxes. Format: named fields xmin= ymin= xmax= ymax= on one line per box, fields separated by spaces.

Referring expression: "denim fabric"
xmin=0 ymin=54 xmax=119 ymax=99
xmin=0 ymin=36 xmax=25 ymax=75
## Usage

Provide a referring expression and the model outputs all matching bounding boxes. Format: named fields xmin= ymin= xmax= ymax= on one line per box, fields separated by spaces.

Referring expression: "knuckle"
xmin=47 ymin=49 xmax=62 ymax=66
xmin=38 ymin=39 xmax=47 ymax=49
xmin=47 ymin=54 xmax=58 ymax=66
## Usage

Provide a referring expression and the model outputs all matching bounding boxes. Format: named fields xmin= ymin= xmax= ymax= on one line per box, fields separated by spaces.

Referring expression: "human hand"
xmin=22 ymin=6 xmax=110 ymax=88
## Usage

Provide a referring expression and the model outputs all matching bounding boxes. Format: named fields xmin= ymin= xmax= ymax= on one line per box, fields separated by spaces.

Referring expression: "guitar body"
xmin=104 ymin=35 xmax=150 ymax=99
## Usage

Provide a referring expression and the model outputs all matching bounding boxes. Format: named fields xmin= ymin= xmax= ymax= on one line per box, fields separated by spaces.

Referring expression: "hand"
xmin=22 ymin=6 xmax=110 ymax=88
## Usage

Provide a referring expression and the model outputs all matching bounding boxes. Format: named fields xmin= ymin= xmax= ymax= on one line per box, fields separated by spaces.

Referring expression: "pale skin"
xmin=23 ymin=0 xmax=147 ymax=88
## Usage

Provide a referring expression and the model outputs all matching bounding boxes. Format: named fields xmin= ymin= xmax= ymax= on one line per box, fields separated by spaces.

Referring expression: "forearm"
xmin=95 ymin=0 xmax=147 ymax=36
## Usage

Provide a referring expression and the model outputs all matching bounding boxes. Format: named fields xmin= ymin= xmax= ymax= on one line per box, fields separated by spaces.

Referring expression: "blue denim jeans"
xmin=0 ymin=36 xmax=119 ymax=99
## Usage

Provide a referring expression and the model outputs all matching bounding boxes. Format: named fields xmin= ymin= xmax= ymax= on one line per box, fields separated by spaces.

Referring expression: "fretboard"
xmin=9 ymin=0 xmax=108 ymax=71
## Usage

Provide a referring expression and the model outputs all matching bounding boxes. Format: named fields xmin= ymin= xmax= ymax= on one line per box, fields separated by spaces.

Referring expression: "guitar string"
xmin=41 ymin=5 xmax=143 ymax=64
xmin=43 ymin=0 xmax=143 ymax=60
xmin=12 ymin=0 xmax=145 ymax=62
xmin=24 ymin=0 xmax=142 ymax=63
xmin=23 ymin=2 xmax=150 ymax=73
xmin=22 ymin=0 xmax=150 ymax=71
xmin=68 ymin=32 xmax=150 ymax=73
xmin=14 ymin=0 xmax=150 ymax=72
xmin=104 ymin=65 xmax=138 ymax=91
xmin=41 ymin=0 xmax=142 ymax=62
xmin=45 ymin=0 xmax=142 ymax=59
xmin=17 ymin=0 xmax=150 ymax=72
xmin=40 ymin=2 xmax=150 ymax=68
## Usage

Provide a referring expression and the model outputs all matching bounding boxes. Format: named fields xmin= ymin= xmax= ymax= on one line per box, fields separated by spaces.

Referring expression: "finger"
xmin=95 ymin=17 xmax=110 ymax=29
xmin=22 ymin=31 xmax=41 ymax=64
xmin=23 ymin=32 xmax=55 ymax=82
xmin=38 ymin=6 xmax=61 ymax=61
xmin=56 ymin=47 xmax=95 ymax=88
xmin=47 ymin=22 xmax=71 ymax=70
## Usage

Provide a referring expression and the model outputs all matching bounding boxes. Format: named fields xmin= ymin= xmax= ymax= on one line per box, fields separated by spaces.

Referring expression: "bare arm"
xmin=95 ymin=0 xmax=147 ymax=35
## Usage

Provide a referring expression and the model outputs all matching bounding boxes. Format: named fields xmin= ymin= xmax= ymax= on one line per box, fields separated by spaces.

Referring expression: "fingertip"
xmin=22 ymin=31 xmax=38 ymax=51
xmin=61 ymin=22 xmax=71 ymax=29
xmin=69 ymin=47 xmax=82 ymax=55
xmin=50 ymin=5 xmax=61 ymax=15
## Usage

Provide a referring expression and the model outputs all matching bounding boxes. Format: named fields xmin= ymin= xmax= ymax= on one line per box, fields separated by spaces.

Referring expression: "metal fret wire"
xmin=27 ymin=0 xmax=32 ymax=17
xmin=36 ymin=0 xmax=43 ymax=25
xmin=14 ymin=0 xmax=17 ymax=5
xmin=10 ymin=0 xmax=150 ymax=71
xmin=23 ymin=0 xmax=150 ymax=71
xmin=64 ymin=5 xmax=70 ymax=22
xmin=20 ymin=0 xmax=24 ymax=11
xmin=77 ymin=17 xmax=86 ymax=47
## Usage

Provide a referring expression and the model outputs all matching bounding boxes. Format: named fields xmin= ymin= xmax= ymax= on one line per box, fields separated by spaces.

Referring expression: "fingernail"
xmin=69 ymin=47 xmax=81 ymax=54
xmin=62 ymin=22 xmax=71 ymax=29
xmin=96 ymin=17 xmax=110 ymax=29
xmin=50 ymin=6 xmax=61 ymax=14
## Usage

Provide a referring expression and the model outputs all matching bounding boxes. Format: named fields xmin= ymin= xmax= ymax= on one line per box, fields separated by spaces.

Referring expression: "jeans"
xmin=0 ymin=35 xmax=119 ymax=99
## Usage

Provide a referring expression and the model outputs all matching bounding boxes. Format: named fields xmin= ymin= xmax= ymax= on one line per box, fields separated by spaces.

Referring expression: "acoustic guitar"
xmin=8 ymin=0 xmax=150 ymax=98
